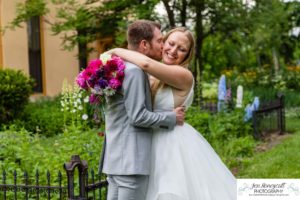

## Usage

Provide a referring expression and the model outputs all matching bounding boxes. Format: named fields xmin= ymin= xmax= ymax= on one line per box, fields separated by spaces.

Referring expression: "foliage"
xmin=186 ymin=107 xmax=211 ymax=139
xmin=12 ymin=82 xmax=97 ymax=137
xmin=286 ymin=107 xmax=300 ymax=119
xmin=11 ymin=96 xmax=64 ymax=137
xmin=202 ymin=81 xmax=218 ymax=101
xmin=0 ymin=69 xmax=34 ymax=125
xmin=186 ymin=107 xmax=257 ymax=168
xmin=0 ymin=125 xmax=104 ymax=185
xmin=208 ymin=110 xmax=257 ymax=167
xmin=223 ymin=65 xmax=300 ymax=108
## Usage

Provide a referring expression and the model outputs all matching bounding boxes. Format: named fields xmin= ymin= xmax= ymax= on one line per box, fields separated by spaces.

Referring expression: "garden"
xmin=1 ymin=65 xmax=300 ymax=180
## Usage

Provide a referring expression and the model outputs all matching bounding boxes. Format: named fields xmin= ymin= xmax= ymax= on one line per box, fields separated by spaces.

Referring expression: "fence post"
xmin=277 ymin=93 xmax=285 ymax=134
xmin=64 ymin=155 xmax=88 ymax=200
xmin=252 ymin=112 xmax=261 ymax=139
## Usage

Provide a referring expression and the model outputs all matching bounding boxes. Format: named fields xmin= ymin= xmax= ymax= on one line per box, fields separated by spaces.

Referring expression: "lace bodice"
xmin=153 ymin=84 xmax=194 ymax=112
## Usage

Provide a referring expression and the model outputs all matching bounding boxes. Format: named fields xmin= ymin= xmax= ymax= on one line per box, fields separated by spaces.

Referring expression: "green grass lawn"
xmin=237 ymin=117 xmax=300 ymax=178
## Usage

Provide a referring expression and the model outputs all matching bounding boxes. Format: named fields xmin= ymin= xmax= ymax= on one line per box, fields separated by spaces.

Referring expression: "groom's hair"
xmin=127 ymin=20 xmax=161 ymax=50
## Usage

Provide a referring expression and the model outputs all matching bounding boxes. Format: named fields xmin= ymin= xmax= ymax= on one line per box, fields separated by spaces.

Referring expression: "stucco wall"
xmin=1 ymin=0 xmax=29 ymax=74
xmin=1 ymin=0 xmax=80 ymax=96
xmin=0 ymin=0 xmax=115 ymax=96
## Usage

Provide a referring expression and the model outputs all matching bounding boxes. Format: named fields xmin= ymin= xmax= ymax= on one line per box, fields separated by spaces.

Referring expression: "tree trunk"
xmin=191 ymin=0 xmax=205 ymax=106
xmin=162 ymin=0 xmax=176 ymax=27
xmin=77 ymin=29 xmax=88 ymax=70
xmin=180 ymin=0 xmax=187 ymax=26
xmin=272 ymin=47 xmax=279 ymax=74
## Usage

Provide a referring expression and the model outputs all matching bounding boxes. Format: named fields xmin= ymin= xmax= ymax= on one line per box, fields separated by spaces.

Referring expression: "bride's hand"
xmin=174 ymin=106 xmax=185 ymax=126
xmin=101 ymin=49 xmax=115 ymax=57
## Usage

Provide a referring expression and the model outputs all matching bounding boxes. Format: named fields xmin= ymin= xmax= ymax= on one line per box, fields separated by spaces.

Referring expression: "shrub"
xmin=186 ymin=107 xmax=211 ymax=140
xmin=0 ymin=69 xmax=34 ymax=125
xmin=208 ymin=110 xmax=256 ymax=167
xmin=186 ymin=107 xmax=257 ymax=168
xmin=17 ymin=96 xmax=65 ymax=137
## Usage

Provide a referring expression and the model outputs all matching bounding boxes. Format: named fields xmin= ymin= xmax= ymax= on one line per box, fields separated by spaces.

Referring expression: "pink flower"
xmin=109 ymin=78 xmax=121 ymax=89
xmin=76 ymin=71 xmax=88 ymax=89
xmin=116 ymin=70 xmax=125 ymax=80
xmin=89 ymin=94 xmax=99 ymax=104
xmin=75 ymin=56 xmax=125 ymax=106
xmin=88 ymin=59 xmax=102 ymax=71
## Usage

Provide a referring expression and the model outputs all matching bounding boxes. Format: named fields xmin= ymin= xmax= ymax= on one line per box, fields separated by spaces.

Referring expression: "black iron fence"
xmin=0 ymin=155 xmax=108 ymax=200
xmin=200 ymin=101 xmax=218 ymax=113
xmin=253 ymin=93 xmax=285 ymax=139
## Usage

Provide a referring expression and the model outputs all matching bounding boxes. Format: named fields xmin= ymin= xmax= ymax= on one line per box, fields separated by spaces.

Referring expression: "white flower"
xmin=78 ymin=105 xmax=83 ymax=110
xmin=103 ymin=87 xmax=115 ymax=96
xmin=77 ymin=98 xmax=81 ymax=103
xmin=100 ymin=53 xmax=112 ymax=65
xmin=72 ymin=109 xmax=76 ymax=113
xmin=84 ymin=96 xmax=89 ymax=103
xmin=82 ymin=114 xmax=88 ymax=120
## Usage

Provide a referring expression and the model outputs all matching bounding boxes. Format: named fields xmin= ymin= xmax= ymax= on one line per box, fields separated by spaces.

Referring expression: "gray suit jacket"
xmin=100 ymin=62 xmax=176 ymax=175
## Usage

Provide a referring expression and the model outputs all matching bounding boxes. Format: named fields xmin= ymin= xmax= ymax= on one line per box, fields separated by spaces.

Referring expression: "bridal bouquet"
xmin=76 ymin=53 xmax=125 ymax=108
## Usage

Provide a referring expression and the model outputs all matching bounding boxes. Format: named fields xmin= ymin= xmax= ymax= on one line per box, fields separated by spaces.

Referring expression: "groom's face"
xmin=146 ymin=27 xmax=163 ymax=61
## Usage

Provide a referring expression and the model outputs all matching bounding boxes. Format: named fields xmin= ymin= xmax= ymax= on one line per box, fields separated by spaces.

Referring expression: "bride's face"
xmin=162 ymin=31 xmax=191 ymax=65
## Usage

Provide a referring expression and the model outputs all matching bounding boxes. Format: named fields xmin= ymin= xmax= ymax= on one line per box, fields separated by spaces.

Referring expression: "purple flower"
xmin=96 ymin=68 xmax=105 ymax=78
xmin=98 ymin=79 xmax=108 ymax=89
xmin=87 ymin=75 xmax=97 ymax=88
xmin=89 ymin=94 xmax=99 ymax=104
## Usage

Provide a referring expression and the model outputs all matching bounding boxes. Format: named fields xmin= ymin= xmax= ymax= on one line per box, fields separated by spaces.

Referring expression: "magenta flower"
xmin=89 ymin=94 xmax=99 ymax=104
xmin=76 ymin=56 xmax=125 ymax=105
xmin=88 ymin=59 xmax=102 ymax=71
xmin=109 ymin=78 xmax=121 ymax=89
xmin=76 ymin=71 xmax=88 ymax=89
xmin=116 ymin=70 xmax=125 ymax=80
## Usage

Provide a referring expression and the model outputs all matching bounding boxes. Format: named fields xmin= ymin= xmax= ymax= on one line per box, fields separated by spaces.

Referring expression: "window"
xmin=27 ymin=16 xmax=43 ymax=93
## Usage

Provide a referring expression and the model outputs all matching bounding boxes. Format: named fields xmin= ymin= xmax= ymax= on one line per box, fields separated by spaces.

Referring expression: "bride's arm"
xmin=107 ymin=48 xmax=193 ymax=91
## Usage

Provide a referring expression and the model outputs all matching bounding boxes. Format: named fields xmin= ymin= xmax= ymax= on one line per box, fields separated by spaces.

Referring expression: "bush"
xmin=0 ymin=126 xmax=103 ymax=181
xmin=0 ymin=69 xmax=34 ymax=125
xmin=186 ymin=107 xmax=257 ymax=168
xmin=208 ymin=110 xmax=256 ymax=167
xmin=186 ymin=107 xmax=211 ymax=140
xmin=16 ymin=96 xmax=65 ymax=137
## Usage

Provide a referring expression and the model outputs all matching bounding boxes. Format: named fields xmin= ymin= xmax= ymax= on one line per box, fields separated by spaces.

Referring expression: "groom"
xmin=99 ymin=20 xmax=185 ymax=200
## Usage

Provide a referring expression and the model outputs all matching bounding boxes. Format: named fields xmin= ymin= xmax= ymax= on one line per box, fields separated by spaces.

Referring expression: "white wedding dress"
xmin=145 ymin=85 xmax=236 ymax=200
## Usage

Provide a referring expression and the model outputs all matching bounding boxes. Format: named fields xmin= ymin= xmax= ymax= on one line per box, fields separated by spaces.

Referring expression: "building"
xmin=0 ymin=0 xmax=111 ymax=96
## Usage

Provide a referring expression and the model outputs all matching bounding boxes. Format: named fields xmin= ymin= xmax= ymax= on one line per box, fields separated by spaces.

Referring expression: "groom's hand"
xmin=174 ymin=106 xmax=185 ymax=126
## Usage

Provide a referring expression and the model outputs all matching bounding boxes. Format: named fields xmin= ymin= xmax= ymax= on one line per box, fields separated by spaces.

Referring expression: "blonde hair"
xmin=151 ymin=27 xmax=195 ymax=102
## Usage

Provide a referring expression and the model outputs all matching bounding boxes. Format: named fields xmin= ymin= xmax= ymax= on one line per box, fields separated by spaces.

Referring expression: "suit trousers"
xmin=107 ymin=174 xmax=149 ymax=200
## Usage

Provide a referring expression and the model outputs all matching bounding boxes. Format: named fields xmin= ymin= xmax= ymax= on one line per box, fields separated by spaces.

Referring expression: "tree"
xmin=3 ymin=0 xmax=159 ymax=69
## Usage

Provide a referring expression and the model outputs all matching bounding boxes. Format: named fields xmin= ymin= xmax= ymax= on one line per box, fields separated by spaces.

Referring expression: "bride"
xmin=108 ymin=27 xmax=236 ymax=200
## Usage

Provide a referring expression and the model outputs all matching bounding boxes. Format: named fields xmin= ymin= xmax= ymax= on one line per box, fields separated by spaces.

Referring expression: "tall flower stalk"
xmin=61 ymin=80 xmax=90 ymax=129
